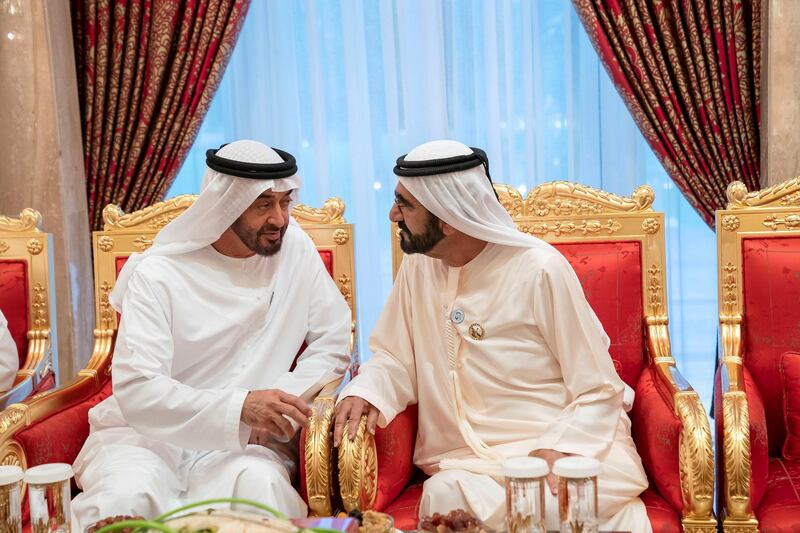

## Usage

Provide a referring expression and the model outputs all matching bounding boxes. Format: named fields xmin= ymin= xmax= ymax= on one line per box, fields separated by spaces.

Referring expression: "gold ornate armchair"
xmin=0 ymin=196 xmax=356 ymax=526
xmin=714 ymin=177 xmax=800 ymax=532
xmin=0 ymin=208 xmax=56 ymax=408
xmin=343 ymin=182 xmax=716 ymax=532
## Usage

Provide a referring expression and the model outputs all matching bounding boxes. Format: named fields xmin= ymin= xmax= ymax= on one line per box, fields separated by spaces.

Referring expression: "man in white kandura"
xmin=72 ymin=140 xmax=352 ymax=530
xmin=334 ymin=140 xmax=650 ymax=532
xmin=0 ymin=309 xmax=19 ymax=390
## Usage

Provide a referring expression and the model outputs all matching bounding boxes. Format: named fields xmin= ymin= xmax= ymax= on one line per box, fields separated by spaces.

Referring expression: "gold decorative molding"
xmin=721 ymin=263 xmax=739 ymax=317
xmin=726 ymin=176 xmax=800 ymax=209
xmin=0 ymin=405 xmax=27 ymax=433
xmin=0 ymin=241 xmax=8 ymax=254
xmin=0 ymin=208 xmax=41 ymax=232
xmin=293 ymin=198 xmax=346 ymax=224
xmin=26 ymin=238 xmax=42 ymax=255
xmin=103 ymin=195 xmax=197 ymax=231
xmin=31 ymin=284 xmax=47 ymax=328
xmin=762 ymin=213 xmax=800 ymax=230
xmin=333 ymin=229 xmax=350 ymax=245
xmin=97 ymin=282 xmax=114 ymax=330
xmin=103 ymin=195 xmax=348 ymax=230
xmin=641 ymin=217 xmax=660 ymax=234
xmin=338 ymin=274 xmax=352 ymax=304
xmin=675 ymin=392 xmax=714 ymax=520
xmin=493 ymin=184 xmax=524 ymax=218
xmin=681 ymin=522 xmax=719 ymax=533
xmin=133 ymin=235 xmax=154 ymax=251
xmin=722 ymin=392 xmax=755 ymax=523
xmin=519 ymin=219 xmax=622 ymax=238
xmin=494 ymin=182 xmax=654 ymax=218
xmin=647 ymin=265 xmax=664 ymax=316
xmin=97 ymin=236 xmax=115 ymax=252
xmin=0 ymin=441 xmax=25 ymax=469
xmin=338 ymin=415 xmax=377 ymax=512
xmin=304 ymin=397 xmax=335 ymax=516
xmin=720 ymin=523 xmax=759 ymax=533
xmin=721 ymin=215 xmax=741 ymax=232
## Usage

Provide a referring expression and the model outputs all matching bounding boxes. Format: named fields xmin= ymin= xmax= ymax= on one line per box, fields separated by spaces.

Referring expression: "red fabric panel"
xmin=755 ymin=458 xmax=800 ymax=533
xmin=640 ymin=487 xmax=681 ymax=533
xmin=317 ymin=250 xmax=334 ymax=277
xmin=553 ymin=241 xmax=644 ymax=387
xmin=742 ymin=237 xmax=800 ymax=455
xmin=781 ymin=352 xmax=800 ymax=459
xmin=383 ymin=482 xmax=423 ymax=531
xmin=630 ymin=367 xmax=683 ymax=514
xmin=15 ymin=380 xmax=112 ymax=468
xmin=115 ymin=256 xmax=129 ymax=276
xmin=0 ymin=260 xmax=29 ymax=366
xmin=373 ymin=405 xmax=418 ymax=511
xmin=31 ymin=373 xmax=56 ymax=395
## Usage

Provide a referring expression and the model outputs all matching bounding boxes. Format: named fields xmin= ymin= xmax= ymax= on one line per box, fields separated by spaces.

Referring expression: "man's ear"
xmin=440 ymin=220 xmax=457 ymax=237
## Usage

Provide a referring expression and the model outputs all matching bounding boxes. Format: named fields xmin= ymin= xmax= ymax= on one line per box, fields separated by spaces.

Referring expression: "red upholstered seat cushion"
xmin=640 ymin=487 xmax=681 ymax=532
xmin=755 ymin=458 xmax=800 ymax=533
xmin=15 ymin=379 xmax=113 ymax=468
xmin=631 ymin=367 xmax=683 ymax=513
xmin=0 ymin=260 xmax=29 ymax=366
xmin=741 ymin=237 xmax=800 ymax=455
xmin=781 ymin=352 xmax=800 ymax=459
xmin=373 ymin=405 xmax=418 ymax=510
xmin=16 ymin=379 xmax=113 ymax=525
xmin=384 ymin=482 xmax=423 ymax=531
xmin=552 ymin=242 xmax=644 ymax=388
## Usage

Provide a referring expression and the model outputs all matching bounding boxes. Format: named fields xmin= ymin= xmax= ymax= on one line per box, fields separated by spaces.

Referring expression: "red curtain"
xmin=573 ymin=0 xmax=761 ymax=226
xmin=71 ymin=0 xmax=251 ymax=230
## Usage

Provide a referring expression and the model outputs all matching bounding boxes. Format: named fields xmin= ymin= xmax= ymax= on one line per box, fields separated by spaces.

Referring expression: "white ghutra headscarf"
xmin=110 ymin=140 xmax=302 ymax=311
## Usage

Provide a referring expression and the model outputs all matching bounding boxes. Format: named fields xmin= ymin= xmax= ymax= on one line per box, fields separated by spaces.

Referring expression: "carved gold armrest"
xmin=646 ymin=318 xmax=717 ymax=532
xmin=304 ymin=377 xmax=344 ymax=517
xmin=0 ymin=329 xmax=53 ymax=409
xmin=718 ymin=357 xmax=759 ymax=531
xmin=337 ymin=414 xmax=377 ymax=512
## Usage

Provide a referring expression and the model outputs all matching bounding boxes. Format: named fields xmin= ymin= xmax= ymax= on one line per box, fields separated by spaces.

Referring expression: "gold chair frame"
xmin=0 ymin=197 xmax=356 ymax=516
xmin=0 ymin=209 xmax=54 ymax=408
xmin=714 ymin=176 xmax=800 ymax=532
xmin=344 ymin=181 xmax=716 ymax=532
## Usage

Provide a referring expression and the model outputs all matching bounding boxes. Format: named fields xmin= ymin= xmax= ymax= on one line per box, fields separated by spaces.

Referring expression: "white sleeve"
xmin=269 ymin=251 xmax=352 ymax=403
xmin=532 ymin=254 xmax=626 ymax=458
xmin=112 ymin=270 xmax=250 ymax=451
xmin=338 ymin=261 xmax=418 ymax=427
xmin=0 ymin=314 xmax=18 ymax=391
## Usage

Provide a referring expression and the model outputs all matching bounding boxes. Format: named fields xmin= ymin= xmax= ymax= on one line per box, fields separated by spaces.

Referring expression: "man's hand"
xmin=333 ymin=396 xmax=380 ymax=447
xmin=241 ymin=390 xmax=312 ymax=443
xmin=529 ymin=448 xmax=571 ymax=495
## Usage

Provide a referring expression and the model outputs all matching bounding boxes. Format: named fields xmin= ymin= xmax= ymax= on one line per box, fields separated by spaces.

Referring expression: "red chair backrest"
xmin=740 ymin=236 xmax=800 ymax=455
xmin=0 ymin=260 xmax=29 ymax=367
xmin=553 ymin=241 xmax=645 ymax=388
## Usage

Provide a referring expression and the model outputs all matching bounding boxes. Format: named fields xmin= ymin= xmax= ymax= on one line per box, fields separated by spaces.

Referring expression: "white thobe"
xmin=0 ymin=310 xmax=18 ymax=391
xmin=72 ymin=224 xmax=351 ymax=530
xmin=340 ymin=243 xmax=650 ymax=532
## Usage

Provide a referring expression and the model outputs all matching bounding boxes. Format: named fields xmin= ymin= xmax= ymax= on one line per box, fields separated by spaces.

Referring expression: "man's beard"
xmin=231 ymin=218 xmax=288 ymax=256
xmin=398 ymin=214 xmax=445 ymax=254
